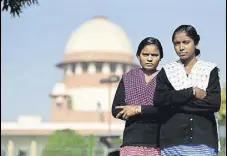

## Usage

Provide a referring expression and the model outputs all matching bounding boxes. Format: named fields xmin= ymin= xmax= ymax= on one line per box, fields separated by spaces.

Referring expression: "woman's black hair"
xmin=172 ymin=25 xmax=201 ymax=56
xmin=136 ymin=37 xmax=163 ymax=59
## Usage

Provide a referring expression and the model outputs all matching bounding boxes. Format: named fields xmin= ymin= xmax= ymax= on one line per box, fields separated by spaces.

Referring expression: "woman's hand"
xmin=194 ymin=87 xmax=207 ymax=100
xmin=115 ymin=105 xmax=141 ymax=120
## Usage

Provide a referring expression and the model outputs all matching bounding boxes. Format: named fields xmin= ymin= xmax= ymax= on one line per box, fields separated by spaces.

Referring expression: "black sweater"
xmin=153 ymin=67 xmax=221 ymax=152
xmin=112 ymin=79 xmax=160 ymax=147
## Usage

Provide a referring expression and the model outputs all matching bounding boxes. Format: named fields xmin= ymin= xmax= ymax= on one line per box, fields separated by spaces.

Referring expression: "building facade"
xmin=1 ymin=16 xmax=138 ymax=156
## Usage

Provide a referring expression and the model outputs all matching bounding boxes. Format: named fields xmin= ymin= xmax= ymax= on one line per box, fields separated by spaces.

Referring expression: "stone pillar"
xmin=87 ymin=63 xmax=96 ymax=74
xmin=115 ymin=63 xmax=123 ymax=75
xmin=102 ymin=63 xmax=110 ymax=74
xmin=66 ymin=64 xmax=73 ymax=76
xmin=75 ymin=63 xmax=83 ymax=74
xmin=30 ymin=140 xmax=37 ymax=156
xmin=7 ymin=140 xmax=14 ymax=156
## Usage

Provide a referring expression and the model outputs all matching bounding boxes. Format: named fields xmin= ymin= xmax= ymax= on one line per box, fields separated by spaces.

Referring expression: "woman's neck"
xmin=142 ymin=68 xmax=157 ymax=84
xmin=181 ymin=56 xmax=197 ymax=74
xmin=142 ymin=68 xmax=157 ymax=76
xmin=181 ymin=56 xmax=197 ymax=68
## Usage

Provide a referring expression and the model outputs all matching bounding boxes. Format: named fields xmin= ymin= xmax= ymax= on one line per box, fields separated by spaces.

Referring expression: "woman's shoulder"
xmin=123 ymin=67 xmax=142 ymax=76
xmin=195 ymin=60 xmax=219 ymax=76
xmin=162 ymin=60 xmax=181 ymax=70
xmin=197 ymin=60 xmax=217 ymax=68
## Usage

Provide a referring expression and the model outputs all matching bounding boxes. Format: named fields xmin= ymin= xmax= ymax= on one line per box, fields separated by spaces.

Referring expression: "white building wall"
xmin=68 ymin=87 xmax=118 ymax=111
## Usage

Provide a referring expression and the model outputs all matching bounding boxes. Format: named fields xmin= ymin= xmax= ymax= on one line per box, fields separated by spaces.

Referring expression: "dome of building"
xmin=50 ymin=16 xmax=138 ymax=121
xmin=64 ymin=16 xmax=133 ymax=55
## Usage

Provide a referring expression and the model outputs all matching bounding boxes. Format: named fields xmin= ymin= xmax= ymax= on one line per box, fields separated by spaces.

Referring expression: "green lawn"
xmin=219 ymin=151 xmax=226 ymax=156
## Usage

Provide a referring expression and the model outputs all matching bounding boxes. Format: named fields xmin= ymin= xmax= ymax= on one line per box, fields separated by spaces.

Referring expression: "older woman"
xmin=112 ymin=37 xmax=164 ymax=156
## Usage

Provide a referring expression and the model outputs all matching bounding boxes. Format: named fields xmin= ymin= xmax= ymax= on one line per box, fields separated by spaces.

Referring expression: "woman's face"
xmin=137 ymin=44 xmax=161 ymax=71
xmin=173 ymin=31 xmax=196 ymax=61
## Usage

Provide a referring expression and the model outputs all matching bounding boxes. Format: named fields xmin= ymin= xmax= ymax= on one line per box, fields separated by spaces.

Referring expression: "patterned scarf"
xmin=123 ymin=68 xmax=158 ymax=106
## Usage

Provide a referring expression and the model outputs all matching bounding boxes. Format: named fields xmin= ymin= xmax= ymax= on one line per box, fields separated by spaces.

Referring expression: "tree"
xmin=218 ymin=84 xmax=226 ymax=125
xmin=1 ymin=0 xmax=38 ymax=17
xmin=42 ymin=129 xmax=94 ymax=156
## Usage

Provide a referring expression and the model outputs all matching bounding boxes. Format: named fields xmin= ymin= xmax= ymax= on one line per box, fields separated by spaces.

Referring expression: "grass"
xmin=219 ymin=151 xmax=226 ymax=156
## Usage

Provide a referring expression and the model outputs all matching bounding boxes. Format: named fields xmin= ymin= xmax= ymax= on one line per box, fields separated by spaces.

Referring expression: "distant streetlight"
xmin=100 ymin=75 xmax=120 ymax=134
